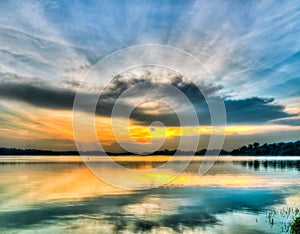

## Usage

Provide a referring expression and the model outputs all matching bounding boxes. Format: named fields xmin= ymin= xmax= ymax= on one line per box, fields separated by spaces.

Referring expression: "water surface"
xmin=0 ymin=156 xmax=299 ymax=233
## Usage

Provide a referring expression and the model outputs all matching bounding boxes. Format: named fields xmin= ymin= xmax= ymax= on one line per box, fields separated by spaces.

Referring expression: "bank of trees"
xmin=1 ymin=140 xmax=299 ymax=156
xmin=0 ymin=147 xmax=79 ymax=155
xmin=231 ymin=141 xmax=300 ymax=156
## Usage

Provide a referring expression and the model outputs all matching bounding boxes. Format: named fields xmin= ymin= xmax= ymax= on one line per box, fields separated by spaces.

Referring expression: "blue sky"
xmin=0 ymin=0 xmax=299 ymax=150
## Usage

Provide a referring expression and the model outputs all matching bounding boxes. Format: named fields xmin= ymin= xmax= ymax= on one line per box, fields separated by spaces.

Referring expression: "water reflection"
xmin=0 ymin=156 xmax=299 ymax=233
xmin=0 ymin=187 xmax=289 ymax=232
xmin=234 ymin=159 xmax=300 ymax=171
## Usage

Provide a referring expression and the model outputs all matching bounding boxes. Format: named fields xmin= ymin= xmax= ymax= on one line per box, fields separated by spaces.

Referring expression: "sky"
xmin=0 ymin=0 xmax=299 ymax=152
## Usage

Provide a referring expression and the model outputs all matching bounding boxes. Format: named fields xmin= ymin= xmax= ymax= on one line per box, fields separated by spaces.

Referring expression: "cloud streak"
xmin=0 ymin=75 xmax=296 ymax=126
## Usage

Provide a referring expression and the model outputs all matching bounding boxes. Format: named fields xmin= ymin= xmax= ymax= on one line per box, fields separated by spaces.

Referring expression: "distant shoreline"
xmin=1 ymin=140 xmax=299 ymax=156
xmin=0 ymin=148 xmax=230 ymax=156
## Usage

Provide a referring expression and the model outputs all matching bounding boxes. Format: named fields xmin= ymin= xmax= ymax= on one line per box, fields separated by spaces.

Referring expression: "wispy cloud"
xmin=1 ymin=0 xmax=299 ymax=101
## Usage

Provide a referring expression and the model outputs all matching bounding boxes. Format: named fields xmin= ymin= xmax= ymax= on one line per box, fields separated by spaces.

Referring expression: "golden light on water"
xmin=1 ymin=157 xmax=296 ymax=212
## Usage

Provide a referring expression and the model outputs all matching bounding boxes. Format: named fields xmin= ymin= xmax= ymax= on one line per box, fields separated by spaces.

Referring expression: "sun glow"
xmin=1 ymin=101 xmax=300 ymax=150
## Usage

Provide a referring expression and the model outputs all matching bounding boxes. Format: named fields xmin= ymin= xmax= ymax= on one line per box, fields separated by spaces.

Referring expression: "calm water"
xmin=0 ymin=156 xmax=299 ymax=234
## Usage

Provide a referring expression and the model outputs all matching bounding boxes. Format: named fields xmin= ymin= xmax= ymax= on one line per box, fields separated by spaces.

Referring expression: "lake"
xmin=0 ymin=156 xmax=299 ymax=233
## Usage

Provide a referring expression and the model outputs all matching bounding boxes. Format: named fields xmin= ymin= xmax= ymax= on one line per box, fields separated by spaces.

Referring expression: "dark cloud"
xmin=97 ymin=76 xmax=220 ymax=126
xmin=0 ymin=82 xmax=76 ymax=110
xmin=225 ymin=97 xmax=296 ymax=124
xmin=0 ymin=77 xmax=297 ymax=126
xmin=99 ymin=77 xmax=296 ymax=126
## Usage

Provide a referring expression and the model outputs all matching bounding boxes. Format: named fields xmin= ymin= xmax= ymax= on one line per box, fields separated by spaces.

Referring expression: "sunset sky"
xmin=0 ymin=0 xmax=299 ymax=151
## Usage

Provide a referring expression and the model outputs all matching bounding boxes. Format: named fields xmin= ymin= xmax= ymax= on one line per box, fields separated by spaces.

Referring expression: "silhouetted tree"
xmin=231 ymin=141 xmax=300 ymax=156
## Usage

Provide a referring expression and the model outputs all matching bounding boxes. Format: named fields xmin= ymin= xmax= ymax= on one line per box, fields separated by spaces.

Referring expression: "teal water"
xmin=0 ymin=156 xmax=299 ymax=233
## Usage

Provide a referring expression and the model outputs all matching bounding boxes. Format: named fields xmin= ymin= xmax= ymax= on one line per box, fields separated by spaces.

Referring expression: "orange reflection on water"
xmin=0 ymin=166 xmax=129 ymax=211
xmin=2 ymin=156 xmax=298 ymax=212
xmin=32 ymin=168 xmax=269 ymax=204
xmin=37 ymin=167 xmax=128 ymax=201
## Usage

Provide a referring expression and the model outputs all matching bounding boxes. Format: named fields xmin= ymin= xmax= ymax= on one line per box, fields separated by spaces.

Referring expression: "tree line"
xmin=231 ymin=141 xmax=300 ymax=156
xmin=0 ymin=140 xmax=299 ymax=156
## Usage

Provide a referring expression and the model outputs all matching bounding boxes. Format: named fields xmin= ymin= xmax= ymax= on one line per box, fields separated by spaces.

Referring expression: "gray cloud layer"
xmin=0 ymin=77 xmax=296 ymax=126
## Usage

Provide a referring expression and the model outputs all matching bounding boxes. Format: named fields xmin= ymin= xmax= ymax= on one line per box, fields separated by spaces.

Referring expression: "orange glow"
xmin=1 ymin=100 xmax=300 ymax=150
xmin=0 ymin=107 xmax=74 ymax=141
